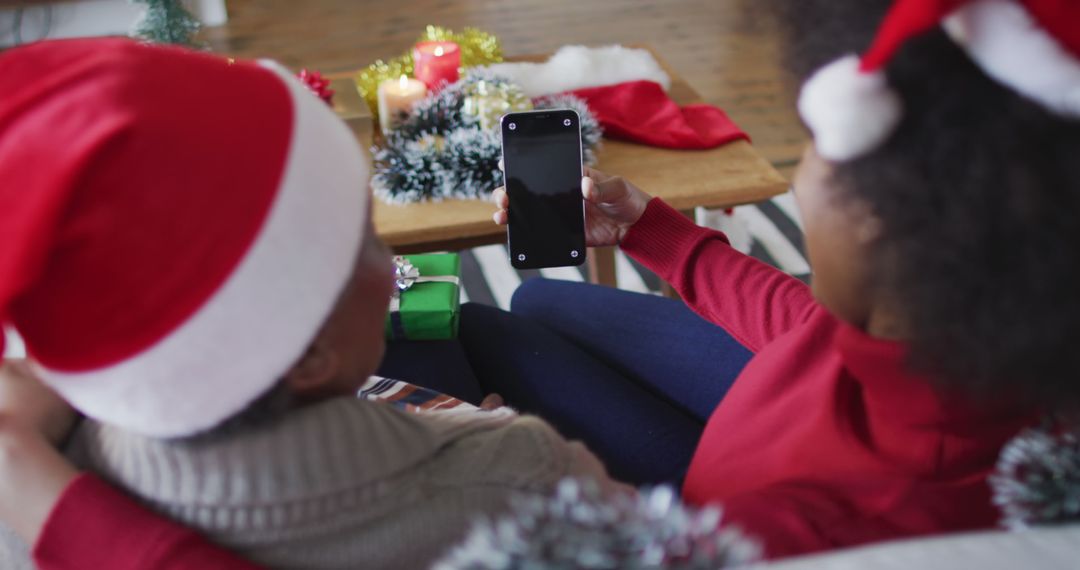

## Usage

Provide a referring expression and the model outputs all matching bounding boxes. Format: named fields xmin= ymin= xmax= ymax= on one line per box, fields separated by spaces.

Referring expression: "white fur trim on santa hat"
xmin=38 ymin=61 xmax=369 ymax=438
xmin=798 ymin=54 xmax=903 ymax=162
xmin=484 ymin=45 xmax=671 ymax=98
xmin=944 ymin=0 xmax=1080 ymax=118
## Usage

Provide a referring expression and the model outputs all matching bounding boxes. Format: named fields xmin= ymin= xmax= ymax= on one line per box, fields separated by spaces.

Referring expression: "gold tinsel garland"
xmin=355 ymin=26 xmax=503 ymax=121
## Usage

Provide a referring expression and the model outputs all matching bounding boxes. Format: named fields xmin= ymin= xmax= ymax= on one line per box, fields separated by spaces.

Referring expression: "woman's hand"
xmin=0 ymin=420 xmax=79 ymax=545
xmin=492 ymin=167 xmax=652 ymax=248
xmin=0 ymin=360 xmax=81 ymax=545
xmin=479 ymin=393 xmax=505 ymax=411
xmin=0 ymin=360 xmax=76 ymax=446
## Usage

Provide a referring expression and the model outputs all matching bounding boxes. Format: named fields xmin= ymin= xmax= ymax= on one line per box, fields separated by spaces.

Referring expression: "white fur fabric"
xmin=944 ymin=0 xmax=1080 ymax=118
xmin=797 ymin=55 xmax=903 ymax=162
xmin=38 ymin=62 xmax=369 ymax=438
xmin=484 ymin=44 xmax=671 ymax=98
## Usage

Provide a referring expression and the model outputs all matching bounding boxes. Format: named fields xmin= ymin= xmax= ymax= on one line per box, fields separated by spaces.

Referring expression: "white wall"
xmin=0 ymin=0 xmax=227 ymax=48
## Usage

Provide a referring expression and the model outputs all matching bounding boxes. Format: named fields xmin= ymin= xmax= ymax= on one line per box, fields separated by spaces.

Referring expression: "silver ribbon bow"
xmin=389 ymin=255 xmax=461 ymax=312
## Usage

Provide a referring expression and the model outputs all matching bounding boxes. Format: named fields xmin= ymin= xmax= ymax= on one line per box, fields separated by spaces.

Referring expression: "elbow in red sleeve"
xmin=34 ymin=473 xmax=262 ymax=570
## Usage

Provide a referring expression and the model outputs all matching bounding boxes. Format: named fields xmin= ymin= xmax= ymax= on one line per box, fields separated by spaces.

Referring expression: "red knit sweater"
xmin=621 ymin=198 xmax=1030 ymax=558
xmin=34 ymin=474 xmax=259 ymax=569
xmin=33 ymin=198 xmax=1028 ymax=568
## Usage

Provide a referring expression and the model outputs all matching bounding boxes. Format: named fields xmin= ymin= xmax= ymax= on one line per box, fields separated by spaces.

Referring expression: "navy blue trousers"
xmin=377 ymin=279 xmax=753 ymax=486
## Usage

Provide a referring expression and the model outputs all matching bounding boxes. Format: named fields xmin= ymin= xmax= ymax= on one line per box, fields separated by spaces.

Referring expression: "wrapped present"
xmin=385 ymin=254 xmax=461 ymax=340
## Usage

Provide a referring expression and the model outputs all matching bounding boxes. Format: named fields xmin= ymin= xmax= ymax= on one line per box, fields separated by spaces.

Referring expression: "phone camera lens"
xmin=508 ymin=123 xmax=517 ymax=131
xmin=563 ymin=119 xmax=572 ymax=127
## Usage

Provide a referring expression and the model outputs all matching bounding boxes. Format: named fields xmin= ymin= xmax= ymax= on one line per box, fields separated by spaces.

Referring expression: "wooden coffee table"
xmin=334 ymin=46 xmax=788 ymax=287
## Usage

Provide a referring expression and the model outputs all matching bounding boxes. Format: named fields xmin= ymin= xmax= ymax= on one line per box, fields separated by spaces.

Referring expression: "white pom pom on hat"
xmin=798 ymin=0 xmax=1080 ymax=163
xmin=798 ymin=55 xmax=903 ymax=162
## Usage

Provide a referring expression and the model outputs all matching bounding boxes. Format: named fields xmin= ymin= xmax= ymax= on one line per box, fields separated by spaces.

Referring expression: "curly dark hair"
xmin=765 ymin=0 xmax=1080 ymax=411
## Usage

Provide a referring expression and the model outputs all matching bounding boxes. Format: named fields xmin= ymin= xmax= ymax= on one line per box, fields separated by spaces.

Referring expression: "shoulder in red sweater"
xmin=622 ymin=198 xmax=1030 ymax=558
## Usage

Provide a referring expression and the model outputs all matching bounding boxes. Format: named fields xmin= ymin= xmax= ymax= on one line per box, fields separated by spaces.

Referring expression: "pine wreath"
xmin=433 ymin=478 xmax=760 ymax=569
xmin=991 ymin=418 xmax=1080 ymax=530
xmin=372 ymin=71 xmax=602 ymax=204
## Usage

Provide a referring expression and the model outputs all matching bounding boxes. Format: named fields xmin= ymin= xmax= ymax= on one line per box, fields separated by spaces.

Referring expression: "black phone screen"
xmin=502 ymin=110 xmax=586 ymax=269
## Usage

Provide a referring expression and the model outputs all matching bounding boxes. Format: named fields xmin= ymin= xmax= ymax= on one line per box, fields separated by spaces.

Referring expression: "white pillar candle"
xmin=377 ymin=75 xmax=427 ymax=132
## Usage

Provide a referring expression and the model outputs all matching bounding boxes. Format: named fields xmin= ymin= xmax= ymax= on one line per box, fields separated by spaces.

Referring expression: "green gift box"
xmin=385 ymin=254 xmax=461 ymax=340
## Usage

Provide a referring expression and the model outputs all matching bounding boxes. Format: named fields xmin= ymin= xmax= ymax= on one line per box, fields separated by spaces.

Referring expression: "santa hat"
xmin=798 ymin=0 xmax=1080 ymax=162
xmin=0 ymin=39 xmax=368 ymax=437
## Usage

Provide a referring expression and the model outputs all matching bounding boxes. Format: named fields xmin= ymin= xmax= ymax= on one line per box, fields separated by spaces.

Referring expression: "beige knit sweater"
xmin=0 ymin=396 xmax=616 ymax=569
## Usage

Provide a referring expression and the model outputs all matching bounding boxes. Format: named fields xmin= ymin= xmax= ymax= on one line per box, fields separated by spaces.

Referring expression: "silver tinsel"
xmin=433 ymin=478 xmax=761 ymax=570
xmin=991 ymin=423 xmax=1080 ymax=530
xmin=372 ymin=71 xmax=603 ymax=204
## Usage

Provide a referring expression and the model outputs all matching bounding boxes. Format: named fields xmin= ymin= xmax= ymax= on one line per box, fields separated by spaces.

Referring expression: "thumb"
xmin=583 ymin=175 xmax=629 ymax=205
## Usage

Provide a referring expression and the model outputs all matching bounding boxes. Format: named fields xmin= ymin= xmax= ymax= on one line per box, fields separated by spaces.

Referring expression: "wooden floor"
xmin=203 ymin=0 xmax=806 ymax=180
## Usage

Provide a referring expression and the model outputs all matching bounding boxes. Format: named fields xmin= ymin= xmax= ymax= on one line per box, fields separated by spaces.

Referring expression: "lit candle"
xmin=377 ymin=74 xmax=427 ymax=132
xmin=412 ymin=40 xmax=461 ymax=91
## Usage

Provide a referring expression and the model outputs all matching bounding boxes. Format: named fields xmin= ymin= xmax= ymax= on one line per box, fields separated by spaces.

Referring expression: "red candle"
xmin=412 ymin=41 xmax=461 ymax=91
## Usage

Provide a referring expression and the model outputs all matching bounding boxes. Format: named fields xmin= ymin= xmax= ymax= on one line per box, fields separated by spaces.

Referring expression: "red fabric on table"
xmin=565 ymin=80 xmax=748 ymax=150
xmin=34 ymin=473 xmax=263 ymax=570
xmin=620 ymin=198 xmax=1032 ymax=559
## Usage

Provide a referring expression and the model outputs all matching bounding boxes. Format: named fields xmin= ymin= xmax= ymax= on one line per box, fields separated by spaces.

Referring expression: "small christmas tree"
xmin=130 ymin=0 xmax=201 ymax=47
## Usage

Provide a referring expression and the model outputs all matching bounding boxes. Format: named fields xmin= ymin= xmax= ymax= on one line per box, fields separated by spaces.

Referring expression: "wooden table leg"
xmin=587 ymin=246 xmax=617 ymax=287
xmin=660 ymin=208 xmax=697 ymax=299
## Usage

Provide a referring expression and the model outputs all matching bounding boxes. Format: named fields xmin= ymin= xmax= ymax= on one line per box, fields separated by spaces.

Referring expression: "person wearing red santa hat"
xmin=0 ymin=37 xmax=622 ymax=570
xmin=2 ymin=0 xmax=1079 ymax=566
xmin=472 ymin=0 xmax=1080 ymax=558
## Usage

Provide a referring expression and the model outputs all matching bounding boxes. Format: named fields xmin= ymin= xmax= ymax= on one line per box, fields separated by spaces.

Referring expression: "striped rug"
xmin=458 ymin=190 xmax=808 ymax=310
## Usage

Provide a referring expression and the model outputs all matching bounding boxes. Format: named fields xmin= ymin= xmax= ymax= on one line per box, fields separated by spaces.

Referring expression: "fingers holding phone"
xmin=492 ymin=169 xmax=651 ymax=248
xmin=492 ymin=186 xmax=509 ymax=225
xmin=581 ymin=168 xmax=650 ymax=218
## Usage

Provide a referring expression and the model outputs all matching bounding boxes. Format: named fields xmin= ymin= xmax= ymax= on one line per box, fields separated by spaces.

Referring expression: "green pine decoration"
xmin=373 ymin=70 xmax=602 ymax=204
xmin=130 ymin=0 xmax=202 ymax=46
xmin=433 ymin=478 xmax=761 ymax=570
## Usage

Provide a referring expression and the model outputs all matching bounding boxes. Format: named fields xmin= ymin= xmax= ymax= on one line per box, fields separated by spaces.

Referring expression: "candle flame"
xmin=434 ymin=46 xmax=445 ymax=57
xmin=399 ymin=74 xmax=409 ymax=89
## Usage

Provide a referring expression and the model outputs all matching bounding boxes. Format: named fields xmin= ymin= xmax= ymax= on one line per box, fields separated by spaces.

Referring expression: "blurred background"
xmin=0 ymin=0 xmax=805 ymax=178
xmin=0 ymin=0 xmax=809 ymax=334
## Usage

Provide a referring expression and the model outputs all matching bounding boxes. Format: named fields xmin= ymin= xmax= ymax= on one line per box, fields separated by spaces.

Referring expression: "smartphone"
xmin=501 ymin=109 xmax=587 ymax=269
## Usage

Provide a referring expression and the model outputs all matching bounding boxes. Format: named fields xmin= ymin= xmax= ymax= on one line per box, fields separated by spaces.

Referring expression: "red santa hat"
xmin=0 ymin=38 xmax=368 ymax=437
xmin=798 ymin=0 xmax=1080 ymax=162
